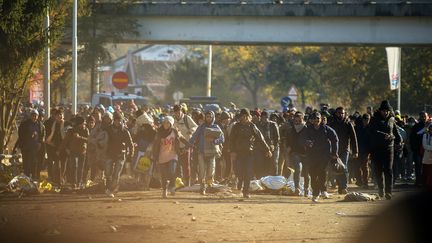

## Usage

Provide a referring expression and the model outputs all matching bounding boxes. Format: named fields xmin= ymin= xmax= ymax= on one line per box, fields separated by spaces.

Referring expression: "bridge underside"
xmin=94 ymin=2 xmax=432 ymax=46
xmin=106 ymin=16 xmax=432 ymax=46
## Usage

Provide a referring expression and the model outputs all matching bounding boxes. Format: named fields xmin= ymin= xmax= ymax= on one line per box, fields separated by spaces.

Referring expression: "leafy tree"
xmin=217 ymin=46 xmax=276 ymax=107
xmin=76 ymin=0 xmax=139 ymax=100
xmin=0 ymin=0 xmax=70 ymax=153
xmin=166 ymin=54 xmax=207 ymax=102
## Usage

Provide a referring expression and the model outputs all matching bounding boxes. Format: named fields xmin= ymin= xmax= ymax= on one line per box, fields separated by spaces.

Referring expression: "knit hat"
xmin=379 ymin=100 xmax=393 ymax=111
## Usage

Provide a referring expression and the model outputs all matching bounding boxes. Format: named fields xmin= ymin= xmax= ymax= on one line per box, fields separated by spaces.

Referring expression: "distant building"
xmin=99 ymin=45 xmax=187 ymax=100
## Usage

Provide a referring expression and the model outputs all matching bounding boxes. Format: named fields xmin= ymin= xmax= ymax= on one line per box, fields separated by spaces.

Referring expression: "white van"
xmin=91 ymin=93 xmax=149 ymax=108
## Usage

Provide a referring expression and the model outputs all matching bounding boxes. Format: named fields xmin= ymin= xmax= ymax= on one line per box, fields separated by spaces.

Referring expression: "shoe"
xmin=322 ymin=191 xmax=331 ymax=199
xmin=294 ymin=188 xmax=301 ymax=196
xmin=162 ymin=189 xmax=168 ymax=199
xmin=385 ymin=193 xmax=392 ymax=200
xmin=200 ymin=189 xmax=206 ymax=196
xmin=105 ymin=189 xmax=114 ymax=198
xmin=304 ymin=189 xmax=309 ymax=197
xmin=312 ymin=196 xmax=319 ymax=203
xmin=243 ymin=193 xmax=251 ymax=199
xmin=338 ymin=188 xmax=348 ymax=195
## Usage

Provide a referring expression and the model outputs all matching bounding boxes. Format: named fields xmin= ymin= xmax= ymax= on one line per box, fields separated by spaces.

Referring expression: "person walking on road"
xmin=368 ymin=100 xmax=402 ymax=200
xmin=328 ymin=107 xmax=358 ymax=194
xmin=302 ymin=112 xmax=339 ymax=202
xmin=189 ymin=111 xmax=224 ymax=195
xmin=153 ymin=116 xmax=191 ymax=198
xmin=230 ymin=108 xmax=272 ymax=198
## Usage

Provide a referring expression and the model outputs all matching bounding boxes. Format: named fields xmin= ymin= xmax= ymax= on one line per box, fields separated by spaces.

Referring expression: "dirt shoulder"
xmin=0 ymin=185 xmax=418 ymax=243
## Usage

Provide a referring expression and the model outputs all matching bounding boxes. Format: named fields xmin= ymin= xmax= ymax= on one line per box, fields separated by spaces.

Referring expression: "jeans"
xmin=271 ymin=145 xmax=280 ymax=176
xmin=198 ymin=154 xmax=216 ymax=189
xmin=69 ymin=153 xmax=86 ymax=186
xmin=336 ymin=151 xmax=350 ymax=191
xmin=235 ymin=151 xmax=254 ymax=194
xmin=158 ymin=160 xmax=177 ymax=190
xmin=177 ymin=148 xmax=191 ymax=185
xmin=290 ymin=154 xmax=303 ymax=190
xmin=105 ymin=154 xmax=126 ymax=192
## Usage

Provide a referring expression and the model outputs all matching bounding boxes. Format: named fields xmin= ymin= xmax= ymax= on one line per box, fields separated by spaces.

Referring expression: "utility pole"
xmin=72 ymin=0 xmax=78 ymax=114
xmin=206 ymin=45 xmax=212 ymax=97
xmin=44 ymin=7 xmax=50 ymax=118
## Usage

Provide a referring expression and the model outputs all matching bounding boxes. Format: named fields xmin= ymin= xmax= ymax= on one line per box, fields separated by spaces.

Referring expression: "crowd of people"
xmin=11 ymin=99 xmax=432 ymax=202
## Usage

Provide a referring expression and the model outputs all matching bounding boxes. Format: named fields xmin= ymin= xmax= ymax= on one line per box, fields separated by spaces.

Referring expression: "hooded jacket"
xmin=368 ymin=111 xmax=402 ymax=150
xmin=189 ymin=111 xmax=224 ymax=155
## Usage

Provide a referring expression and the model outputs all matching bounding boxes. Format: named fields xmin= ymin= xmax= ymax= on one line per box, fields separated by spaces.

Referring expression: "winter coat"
xmin=286 ymin=124 xmax=307 ymax=155
xmin=106 ymin=124 xmax=134 ymax=159
xmin=229 ymin=121 xmax=270 ymax=154
xmin=60 ymin=126 xmax=89 ymax=155
xmin=301 ymin=124 xmax=339 ymax=162
xmin=258 ymin=120 xmax=280 ymax=150
xmin=368 ymin=111 xmax=402 ymax=151
xmin=17 ymin=119 xmax=45 ymax=152
xmin=354 ymin=119 xmax=370 ymax=157
xmin=189 ymin=119 xmax=224 ymax=156
xmin=328 ymin=117 xmax=358 ymax=154
xmin=411 ymin=121 xmax=426 ymax=152
xmin=173 ymin=114 xmax=198 ymax=147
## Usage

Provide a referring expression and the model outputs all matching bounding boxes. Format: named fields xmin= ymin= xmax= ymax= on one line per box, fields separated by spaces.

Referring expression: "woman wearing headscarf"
xmin=152 ymin=116 xmax=191 ymax=198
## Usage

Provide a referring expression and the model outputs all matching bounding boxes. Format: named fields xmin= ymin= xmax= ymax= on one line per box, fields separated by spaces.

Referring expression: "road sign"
xmin=112 ymin=71 xmax=129 ymax=89
xmin=288 ymin=85 xmax=298 ymax=101
xmin=280 ymin=96 xmax=292 ymax=108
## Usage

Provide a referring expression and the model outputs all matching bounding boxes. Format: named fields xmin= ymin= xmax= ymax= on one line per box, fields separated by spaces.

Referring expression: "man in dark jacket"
xmin=15 ymin=109 xmax=45 ymax=180
xmin=105 ymin=112 xmax=134 ymax=197
xmin=328 ymin=107 xmax=358 ymax=194
xmin=353 ymin=113 xmax=371 ymax=189
xmin=369 ymin=100 xmax=402 ymax=200
xmin=286 ymin=111 xmax=308 ymax=196
xmin=302 ymin=112 xmax=339 ymax=202
xmin=410 ymin=111 xmax=429 ymax=186
xmin=44 ymin=108 xmax=65 ymax=185
xmin=258 ymin=111 xmax=280 ymax=176
xmin=230 ymin=108 xmax=272 ymax=198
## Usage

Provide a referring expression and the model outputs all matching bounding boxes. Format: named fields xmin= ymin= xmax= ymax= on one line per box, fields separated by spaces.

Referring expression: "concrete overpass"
xmin=94 ymin=0 xmax=432 ymax=46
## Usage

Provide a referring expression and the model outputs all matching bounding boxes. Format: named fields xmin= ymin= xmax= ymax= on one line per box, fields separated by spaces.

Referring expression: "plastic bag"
xmin=175 ymin=177 xmax=185 ymax=189
xmin=134 ymin=155 xmax=152 ymax=174
xmin=38 ymin=180 xmax=53 ymax=193
xmin=249 ymin=180 xmax=264 ymax=192
xmin=7 ymin=174 xmax=38 ymax=194
xmin=260 ymin=176 xmax=288 ymax=190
